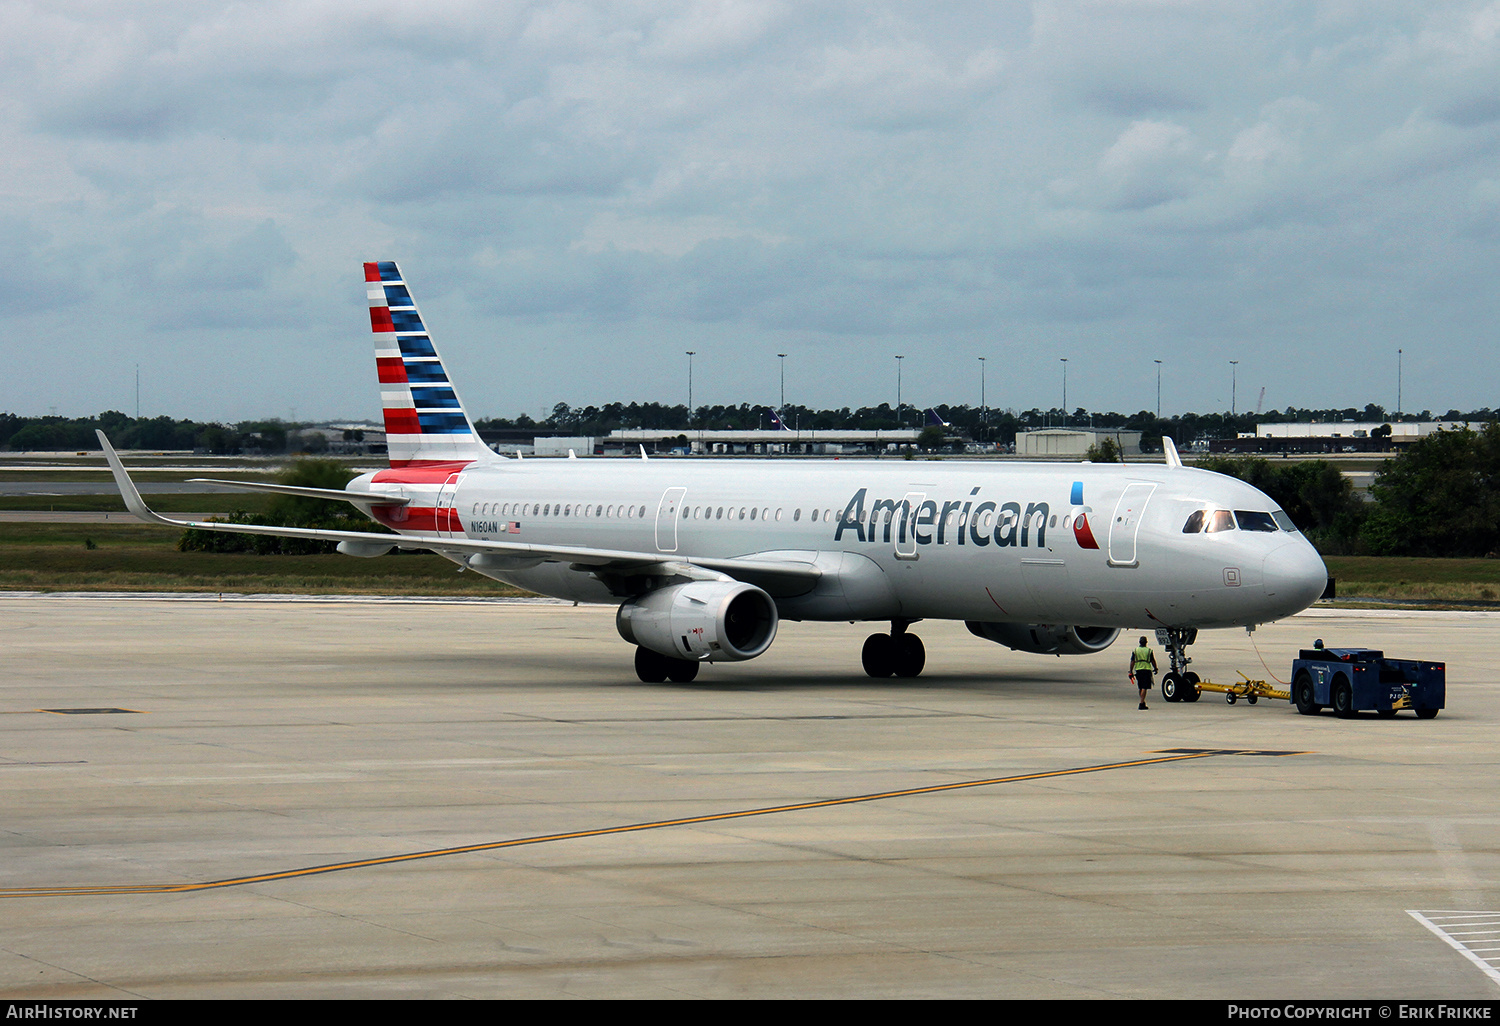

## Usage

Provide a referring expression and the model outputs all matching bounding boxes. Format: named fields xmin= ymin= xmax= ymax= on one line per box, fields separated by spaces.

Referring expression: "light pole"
xmin=895 ymin=355 xmax=904 ymax=427
xmin=1060 ymin=358 xmax=1068 ymax=428
xmin=977 ymin=356 xmax=986 ymax=443
xmin=1230 ymin=360 xmax=1238 ymax=417
xmin=1397 ymin=348 xmax=1403 ymax=418
xmin=1154 ymin=359 xmax=1163 ymax=420
xmin=685 ymin=351 xmax=695 ymax=423
xmin=777 ymin=353 xmax=787 ymax=413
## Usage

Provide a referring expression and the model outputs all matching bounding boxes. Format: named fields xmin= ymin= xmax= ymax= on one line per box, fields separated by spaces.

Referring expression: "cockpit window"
xmin=1234 ymin=510 xmax=1279 ymax=532
xmin=1182 ymin=510 xmax=1205 ymax=533
xmin=1205 ymin=509 xmax=1235 ymax=533
xmin=1271 ymin=510 xmax=1299 ymax=533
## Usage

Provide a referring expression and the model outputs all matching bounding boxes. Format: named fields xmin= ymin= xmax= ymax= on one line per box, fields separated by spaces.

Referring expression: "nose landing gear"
xmin=862 ymin=620 xmax=926 ymax=678
xmin=1157 ymin=627 xmax=1202 ymax=703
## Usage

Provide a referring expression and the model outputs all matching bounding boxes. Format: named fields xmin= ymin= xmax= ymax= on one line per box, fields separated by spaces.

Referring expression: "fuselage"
xmin=349 ymin=457 xmax=1328 ymax=631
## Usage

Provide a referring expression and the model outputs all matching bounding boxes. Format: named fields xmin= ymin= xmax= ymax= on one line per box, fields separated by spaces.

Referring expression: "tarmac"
xmin=1 ymin=594 xmax=1497 ymax=999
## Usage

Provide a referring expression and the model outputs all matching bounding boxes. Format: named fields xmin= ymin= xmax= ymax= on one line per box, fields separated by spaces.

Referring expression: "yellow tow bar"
xmin=1191 ymin=674 xmax=1292 ymax=706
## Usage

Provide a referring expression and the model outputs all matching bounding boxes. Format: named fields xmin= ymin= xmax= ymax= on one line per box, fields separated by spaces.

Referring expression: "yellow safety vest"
xmin=1132 ymin=647 xmax=1154 ymax=671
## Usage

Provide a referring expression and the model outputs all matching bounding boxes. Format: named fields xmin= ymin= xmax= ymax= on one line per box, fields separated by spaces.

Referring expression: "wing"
xmin=98 ymin=432 xmax=820 ymax=590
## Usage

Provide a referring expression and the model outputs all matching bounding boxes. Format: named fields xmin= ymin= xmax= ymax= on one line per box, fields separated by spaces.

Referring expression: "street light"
xmin=1397 ymin=348 xmax=1403 ymax=418
xmin=777 ymin=353 xmax=787 ymax=413
xmin=685 ymin=351 xmax=695 ymax=422
xmin=1056 ymin=358 xmax=1068 ymax=426
xmin=895 ymin=355 xmax=904 ymax=428
xmin=977 ymin=356 xmax=986 ymax=443
xmin=1230 ymin=360 xmax=1239 ymax=417
xmin=1154 ymin=359 xmax=1163 ymax=420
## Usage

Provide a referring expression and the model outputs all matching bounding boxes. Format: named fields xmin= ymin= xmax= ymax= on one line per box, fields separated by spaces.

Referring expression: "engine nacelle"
xmin=617 ymin=581 xmax=778 ymax=662
xmin=965 ymin=621 xmax=1120 ymax=656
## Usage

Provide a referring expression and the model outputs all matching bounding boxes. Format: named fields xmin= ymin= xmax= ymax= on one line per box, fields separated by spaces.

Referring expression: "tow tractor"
xmin=1158 ymin=643 xmax=1445 ymax=719
xmin=1289 ymin=647 xmax=1444 ymax=719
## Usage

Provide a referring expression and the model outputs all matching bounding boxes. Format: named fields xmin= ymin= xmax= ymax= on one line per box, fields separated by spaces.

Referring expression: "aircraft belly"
xmin=482 ymin=562 xmax=619 ymax=604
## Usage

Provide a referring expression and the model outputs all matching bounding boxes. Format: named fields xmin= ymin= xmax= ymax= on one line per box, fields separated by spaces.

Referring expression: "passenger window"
xmin=1205 ymin=510 xmax=1234 ymax=533
xmin=1234 ymin=510 xmax=1279 ymax=532
xmin=1182 ymin=510 xmax=1205 ymax=533
xmin=794 ymin=509 xmax=802 ymax=521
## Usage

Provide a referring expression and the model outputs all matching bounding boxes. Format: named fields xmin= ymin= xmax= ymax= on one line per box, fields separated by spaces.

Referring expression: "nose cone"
xmin=1262 ymin=540 xmax=1327 ymax=615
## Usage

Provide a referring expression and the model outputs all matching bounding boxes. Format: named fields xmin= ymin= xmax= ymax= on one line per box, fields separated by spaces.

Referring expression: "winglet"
xmin=96 ymin=431 xmax=190 ymax=527
xmin=1162 ymin=435 xmax=1183 ymax=468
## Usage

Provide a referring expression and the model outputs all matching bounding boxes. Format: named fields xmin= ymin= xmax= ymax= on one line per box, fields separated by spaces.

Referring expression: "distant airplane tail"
xmin=768 ymin=408 xmax=791 ymax=431
xmin=365 ymin=261 xmax=489 ymax=467
xmin=924 ymin=408 xmax=950 ymax=428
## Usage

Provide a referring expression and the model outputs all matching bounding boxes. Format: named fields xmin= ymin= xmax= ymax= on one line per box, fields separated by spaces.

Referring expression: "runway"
xmin=2 ymin=595 xmax=1497 ymax=999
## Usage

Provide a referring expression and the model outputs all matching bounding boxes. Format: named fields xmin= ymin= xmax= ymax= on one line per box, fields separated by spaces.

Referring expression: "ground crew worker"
xmin=1130 ymin=636 xmax=1158 ymax=710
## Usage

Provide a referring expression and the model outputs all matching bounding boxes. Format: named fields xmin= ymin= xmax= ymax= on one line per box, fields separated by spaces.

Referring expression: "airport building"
xmin=604 ymin=427 xmax=922 ymax=456
xmin=1016 ymin=428 xmax=1142 ymax=457
xmin=1211 ymin=421 xmax=1479 ymax=454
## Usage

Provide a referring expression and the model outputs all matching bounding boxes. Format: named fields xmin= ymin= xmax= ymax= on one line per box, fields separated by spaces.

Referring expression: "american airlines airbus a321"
xmin=98 ymin=261 xmax=1328 ymax=694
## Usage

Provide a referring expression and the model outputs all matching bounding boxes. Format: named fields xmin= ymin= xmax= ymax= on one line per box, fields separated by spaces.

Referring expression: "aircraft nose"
xmin=1262 ymin=540 xmax=1327 ymax=613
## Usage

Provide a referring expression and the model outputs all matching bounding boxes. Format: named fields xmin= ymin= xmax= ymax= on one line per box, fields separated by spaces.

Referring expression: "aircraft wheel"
xmin=634 ymin=646 xmax=671 ymax=684
xmin=666 ymin=658 xmax=701 ymax=684
xmin=1161 ymin=673 xmax=1183 ymax=702
xmin=1182 ymin=672 xmax=1202 ymax=703
xmin=892 ymin=634 xmax=926 ymax=678
xmin=1293 ymin=671 xmax=1320 ymax=715
xmin=862 ymin=633 xmax=895 ymax=677
xmin=1332 ymin=677 xmax=1355 ymax=719
xmin=1415 ymin=707 xmax=1439 ymax=720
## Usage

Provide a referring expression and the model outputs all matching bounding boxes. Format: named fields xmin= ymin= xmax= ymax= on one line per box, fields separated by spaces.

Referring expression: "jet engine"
xmin=617 ymin=581 xmax=778 ymax=662
xmin=965 ymin=621 xmax=1120 ymax=656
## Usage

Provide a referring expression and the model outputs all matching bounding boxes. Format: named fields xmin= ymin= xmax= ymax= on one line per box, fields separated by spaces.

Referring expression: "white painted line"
xmin=1409 ymin=910 xmax=1500 ymax=988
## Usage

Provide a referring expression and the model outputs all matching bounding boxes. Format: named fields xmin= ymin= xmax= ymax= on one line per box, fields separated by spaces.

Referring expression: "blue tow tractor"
xmin=1290 ymin=647 xmax=1445 ymax=719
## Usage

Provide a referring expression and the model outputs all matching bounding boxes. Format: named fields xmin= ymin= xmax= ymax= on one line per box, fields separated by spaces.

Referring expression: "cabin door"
xmin=1107 ymin=482 xmax=1156 ymax=567
xmin=655 ymin=487 xmax=687 ymax=552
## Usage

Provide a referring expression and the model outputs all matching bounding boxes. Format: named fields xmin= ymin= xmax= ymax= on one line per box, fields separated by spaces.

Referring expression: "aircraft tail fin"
xmin=365 ymin=261 xmax=490 ymax=468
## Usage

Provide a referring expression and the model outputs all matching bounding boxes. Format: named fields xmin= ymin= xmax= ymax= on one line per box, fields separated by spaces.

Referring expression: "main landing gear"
xmin=634 ymin=646 xmax=701 ymax=684
xmin=1157 ymin=627 xmax=1202 ymax=703
xmin=862 ymin=620 xmax=926 ymax=678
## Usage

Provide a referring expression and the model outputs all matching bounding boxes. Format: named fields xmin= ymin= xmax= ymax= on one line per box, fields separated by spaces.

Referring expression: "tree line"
xmin=0 ymin=411 xmax=342 ymax=454
xmin=8 ymin=402 xmax=1497 ymax=452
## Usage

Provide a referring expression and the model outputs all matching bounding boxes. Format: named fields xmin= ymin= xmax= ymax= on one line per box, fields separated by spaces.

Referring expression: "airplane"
xmin=97 ymin=260 xmax=1328 ymax=691
xmin=768 ymin=408 xmax=791 ymax=431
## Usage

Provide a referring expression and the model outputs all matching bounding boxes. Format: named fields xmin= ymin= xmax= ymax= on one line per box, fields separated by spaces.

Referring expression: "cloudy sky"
xmin=6 ymin=1 xmax=1500 ymax=423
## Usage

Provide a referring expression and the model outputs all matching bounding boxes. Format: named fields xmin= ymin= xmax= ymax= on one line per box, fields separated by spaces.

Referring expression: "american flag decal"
xmin=507 ymin=522 xmax=521 ymax=534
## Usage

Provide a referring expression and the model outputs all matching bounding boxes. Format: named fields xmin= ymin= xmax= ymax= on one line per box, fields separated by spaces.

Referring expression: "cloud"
xmin=5 ymin=2 xmax=1500 ymax=420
